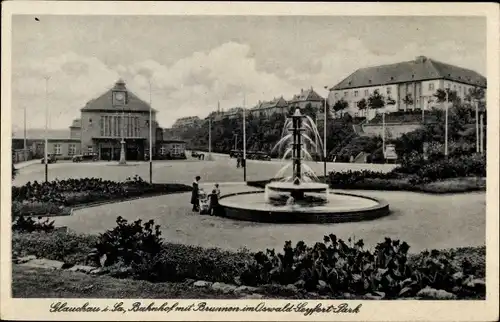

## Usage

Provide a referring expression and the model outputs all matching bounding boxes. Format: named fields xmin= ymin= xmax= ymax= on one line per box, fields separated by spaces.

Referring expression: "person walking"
xmin=236 ymin=155 xmax=241 ymax=168
xmin=208 ymin=188 xmax=220 ymax=216
xmin=191 ymin=176 xmax=201 ymax=212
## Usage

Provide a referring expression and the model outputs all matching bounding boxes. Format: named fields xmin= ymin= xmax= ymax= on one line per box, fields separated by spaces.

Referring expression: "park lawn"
xmin=11 ymin=265 xmax=238 ymax=299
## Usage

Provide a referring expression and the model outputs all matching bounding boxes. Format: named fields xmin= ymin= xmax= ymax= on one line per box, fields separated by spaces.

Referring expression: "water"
xmin=219 ymin=192 xmax=378 ymax=213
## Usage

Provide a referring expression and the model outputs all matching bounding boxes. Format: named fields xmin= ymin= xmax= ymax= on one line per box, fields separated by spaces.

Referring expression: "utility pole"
xmin=382 ymin=111 xmax=386 ymax=162
xmin=23 ymin=105 xmax=27 ymax=162
xmin=444 ymin=89 xmax=449 ymax=158
xmin=44 ymin=76 xmax=49 ymax=182
xmin=148 ymin=78 xmax=153 ymax=183
xmin=323 ymin=86 xmax=328 ymax=180
xmin=480 ymin=112 xmax=484 ymax=155
xmin=475 ymin=99 xmax=480 ymax=153
xmin=243 ymin=94 xmax=247 ymax=182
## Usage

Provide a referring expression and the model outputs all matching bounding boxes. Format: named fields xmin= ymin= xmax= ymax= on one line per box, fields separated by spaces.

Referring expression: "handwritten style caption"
xmin=50 ymin=301 xmax=362 ymax=316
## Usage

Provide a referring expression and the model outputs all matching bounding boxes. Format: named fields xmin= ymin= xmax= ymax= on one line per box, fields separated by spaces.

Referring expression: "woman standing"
xmin=191 ymin=176 xmax=201 ymax=211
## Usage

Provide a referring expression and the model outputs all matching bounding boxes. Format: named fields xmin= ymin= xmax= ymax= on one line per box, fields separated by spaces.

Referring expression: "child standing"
xmin=209 ymin=189 xmax=220 ymax=216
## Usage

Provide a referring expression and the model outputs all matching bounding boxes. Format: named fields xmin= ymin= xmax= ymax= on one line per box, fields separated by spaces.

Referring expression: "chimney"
xmin=416 ymin=56 xmax=427 ymax=63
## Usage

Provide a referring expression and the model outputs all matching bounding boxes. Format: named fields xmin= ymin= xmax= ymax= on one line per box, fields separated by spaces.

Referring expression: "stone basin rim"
xmin=219 ymin=190 xmax=390 ymax=214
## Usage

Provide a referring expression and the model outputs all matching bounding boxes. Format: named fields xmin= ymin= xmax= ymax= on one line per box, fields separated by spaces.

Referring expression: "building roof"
xmin=81 ymin=79 xmax=157 ymax=113
xmin=290 ymin=87 xmax=324 ymax=102
xmin=332 ymin=56 xmax=487 ymax=90
xmin=254 ymin=97 xmax=288 ymax=110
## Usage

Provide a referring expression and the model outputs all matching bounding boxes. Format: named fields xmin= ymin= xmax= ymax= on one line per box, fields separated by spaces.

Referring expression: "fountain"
xmin=218 ymin=107 xmax=390 ymax=223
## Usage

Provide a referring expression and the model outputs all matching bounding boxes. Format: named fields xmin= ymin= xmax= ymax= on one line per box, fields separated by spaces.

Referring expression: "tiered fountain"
xmin=218 ymin=107 xmax=390 ymax=223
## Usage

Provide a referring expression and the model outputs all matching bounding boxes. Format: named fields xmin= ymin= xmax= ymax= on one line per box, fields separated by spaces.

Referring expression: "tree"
xmin=434 ymin=89 xmax=460 ymax=105
xmin=367 ymin=90 xmax=385 ymax=114
xmin=332 ymin=99 xmax=349 ymax=118
xmin=302 ymin=102 xmax=316 ymax=119
xmin=357 ymin=98 xmax=367 ymax=116
xmin=402 ymin=93 xmax=414 ymax=107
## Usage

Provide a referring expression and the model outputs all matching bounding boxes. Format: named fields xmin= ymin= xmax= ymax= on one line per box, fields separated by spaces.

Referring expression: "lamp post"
xmin=44 ymin=76 xmax=50 ymax=182
xmin=148 ymin=77 xmax=153 ymax=183
xmin=119 ymin=109 xmax=126 ymax=165
xmin=243 ymin=95 xmax=247 ymax=182
xmin=23 ymin=105 xmax=27 ymax=162
xmin=444 ymin=89 xmax=449 ymax=158
xmin=323 ymin=86 xmax=328 ymax=180
xmin=480 ymin=112 xmax=484 ymax=155
xmin=475 ymin=99 xmax=480 ymax=153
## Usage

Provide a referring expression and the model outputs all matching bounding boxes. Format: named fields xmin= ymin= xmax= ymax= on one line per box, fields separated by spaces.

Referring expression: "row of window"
xmin=52 ymin=144 xmax=77 ymax=155
xmin=159 ymin=144 xmax=184 ymax=155
xmin=99 ymin=115 xmax=142 ymax=137
xmin=335 ymin=82 xmax=471 ymax=99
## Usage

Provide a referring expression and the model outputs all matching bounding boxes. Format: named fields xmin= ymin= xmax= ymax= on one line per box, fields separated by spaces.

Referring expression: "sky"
xmin=11 ymin=15 xmax=486 ymax=130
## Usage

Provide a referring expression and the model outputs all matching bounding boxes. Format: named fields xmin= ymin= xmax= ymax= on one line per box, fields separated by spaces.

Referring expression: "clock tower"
xmin=112 ymin=79 xmax=128 ymax=165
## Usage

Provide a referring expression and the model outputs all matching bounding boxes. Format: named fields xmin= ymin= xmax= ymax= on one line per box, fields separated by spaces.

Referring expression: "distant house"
xmin=250 ymin=97 xmax=288 ymax=117
xmin=288 ymin=87 xmax=325 ymax=112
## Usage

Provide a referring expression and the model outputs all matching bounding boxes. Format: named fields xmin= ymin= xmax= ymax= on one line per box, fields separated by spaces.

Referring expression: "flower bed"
xmin=12 ymin=217 xmax=486 ymax=300
xmin=12 ymin=176 xmax=192 ymax=217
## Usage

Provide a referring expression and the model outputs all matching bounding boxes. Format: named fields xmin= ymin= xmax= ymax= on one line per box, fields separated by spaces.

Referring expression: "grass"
xmin=12 ymin=265 xmax=240 ymax=299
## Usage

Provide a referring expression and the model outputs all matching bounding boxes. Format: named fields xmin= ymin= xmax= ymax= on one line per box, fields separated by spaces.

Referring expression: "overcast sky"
xmin=11 ymin=15 xmax=485 ymax=129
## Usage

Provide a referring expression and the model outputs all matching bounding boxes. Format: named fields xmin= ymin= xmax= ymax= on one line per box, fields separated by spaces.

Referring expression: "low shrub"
xmin=12 ymin=177 xmax=192 ymax=216
xmin=329 ymin=170 xmax=400 ymax=186
xmin=12 ymin=231 xmax=97 ymax=265
xmin=12 ymin=216 xmax=55 ymax=233
xmin=93 ymin=216 xmax=163 ymax=267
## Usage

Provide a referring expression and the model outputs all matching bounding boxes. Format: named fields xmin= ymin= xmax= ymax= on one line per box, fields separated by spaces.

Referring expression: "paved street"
xmin=13 ymin=153 xmax=397 ymax=186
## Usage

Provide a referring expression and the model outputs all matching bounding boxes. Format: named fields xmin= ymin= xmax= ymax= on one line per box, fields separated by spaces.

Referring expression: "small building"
xmin=289 ymin=87 xmax=325 ymax=112
xmin=157 ymin=139 xmax=186 ymax=159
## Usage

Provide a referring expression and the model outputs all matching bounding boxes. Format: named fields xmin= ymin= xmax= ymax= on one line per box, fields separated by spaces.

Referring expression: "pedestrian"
xmin=191 ymin=175 xmax=201 ymax=212
xmin=236 ymin=155 xmax=241 ymax=168
xmin=209 ymin=188 xmax=220 ymax=216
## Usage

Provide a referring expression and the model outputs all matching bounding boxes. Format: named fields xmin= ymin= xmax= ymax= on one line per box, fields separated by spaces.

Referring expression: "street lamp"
xmin=148 ymin=77 xmax=153 ymax=183
xmin=243 ymin=94 xmax=247 ymax=182
xmin=44 ymin=76 xmax=50 ymax=182
xmin=323 ymin=86 xmax=328 ymax=180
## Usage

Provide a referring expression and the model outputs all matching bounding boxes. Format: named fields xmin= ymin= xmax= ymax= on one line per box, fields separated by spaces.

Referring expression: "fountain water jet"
xmin=218 ymin=107 xmax=390 ymax=223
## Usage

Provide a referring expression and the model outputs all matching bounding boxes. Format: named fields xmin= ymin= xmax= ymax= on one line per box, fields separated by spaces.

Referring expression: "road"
xmin=13 ymin=153 xmax=397 ymax=186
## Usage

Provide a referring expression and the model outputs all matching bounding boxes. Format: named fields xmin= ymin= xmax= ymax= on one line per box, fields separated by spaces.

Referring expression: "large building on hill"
xmin=329 ymin=55 xmax=487 ymax=120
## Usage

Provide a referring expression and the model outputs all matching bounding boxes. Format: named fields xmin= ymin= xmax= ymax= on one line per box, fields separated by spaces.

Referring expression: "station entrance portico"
xmin=95 ymin=138 xmax=146 ymax=161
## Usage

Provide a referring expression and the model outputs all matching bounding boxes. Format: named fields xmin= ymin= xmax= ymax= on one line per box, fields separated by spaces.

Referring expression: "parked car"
xmin=73 ymin=153 xmax=98 ymax=162
xmin=191 ymin=151 xmax=205 ymax=160
xmin=229 ymin=149 xmax=242 ymax=158
xmin=72 ymin=155 xmax=83 ymax=162
xmin=255 ymin=152 xmax=271 ymax=161
xmin=40 ymin=155 xmax=57 ymax=164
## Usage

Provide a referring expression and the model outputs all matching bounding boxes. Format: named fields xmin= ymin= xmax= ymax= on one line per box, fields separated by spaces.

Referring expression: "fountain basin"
xmin=266 ymin=181 xmax=329 ymax=193
xmin=219 ymin=191 xmax=390 ymax=224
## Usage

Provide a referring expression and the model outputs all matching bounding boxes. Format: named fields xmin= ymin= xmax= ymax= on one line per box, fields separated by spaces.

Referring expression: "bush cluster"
xmin=239 ymin=236 xmax=485 ymax=299
xmin=12 ymin=177 xmax=191 ymax=216
xmin=329 ymin=170 xmax=400 ymax=186
xmin=12 ymin=219 xmax=485 ymax=299
xmin=394 ymin=153 xmax=486 ymax=184
xmin=12 ymin=216 xmax=55 ymax=233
